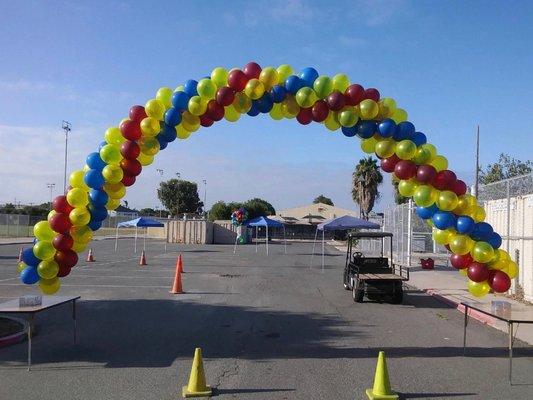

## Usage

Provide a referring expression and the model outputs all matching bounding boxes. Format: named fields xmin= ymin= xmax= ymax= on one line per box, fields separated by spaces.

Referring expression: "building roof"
xmin=273 ymin=202 xmax=360 ymax=225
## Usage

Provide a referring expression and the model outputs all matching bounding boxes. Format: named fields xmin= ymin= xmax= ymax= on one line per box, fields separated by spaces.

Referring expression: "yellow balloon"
xmin=106 ymin=198 xmax=121 ymax=210
xmin=398 ymin=179 xmax=419 ymax=197
xmin=395 ymin=140 xmax=417 ymax=160
xmin=259 ymin=67 xmax=278 ymax=88
xmin=37 ymin=260 xmax=59 ymax=279
xmin=47 ymin=210 xmax=56 ymax=222
xmin=71 ymin=240 xmax=88 ymax=253
xmin=18 ymin=262 xmax=27 ymax=273
xmin=224 ymin=105 xmax=241 ymax=122
xmin=378 ymin=98 xmax=397 ymax=118
xmin=391 ymin=108 xmax=408 ymax=123
xmin=473 ymin=205 xmax=486 ymax=222
xmin=39 ymin=277 xmax=61 ymax=295
xmin=69 ymin=170 xmax=89 ymax=190
xmin=69 ymin=207 xmax=90 ymax=227
xmin=139 ymin=137 xmax=160 ymax=156
xmin=338 ymin=106 xmax=358 ymax=127
xmin=453 ymin=195 xmax=472 ymax=215
xmin=295 ymin=87 xmax=317 ymax=108
xmin=82 ymin=164 xmax=90 ymax=172
xmin=324 ymin=111 xmax=340 ymax=131
xmin=140 ymin=117 xmax=161 ymax=137
xmin=359 ymin=99 xmax=379 ymax=120
xmin=181 ymin=112 xmax=200 ymax=132
xmin=233 ymin=92 xmax=252 ymax=113
xmin=156 ymin=87 xmax=173 ymax=108
xmin=102 ymin=164 xmax=124 ymax=184
xmin=100 ymin=144 xmax=123 ymax=165
xmin=211 ymin=67 xmax=228 ymax=87
xmin=269 ymin=103 xmax=283 ymax=120
xmin=281 ymin=95 xmax=300 ymax=117
xmin=433 ymin=228 xmax=454 ymax=245
xmin=145 ymin=99 xmax=165 ymax=120
xmin=471 ymin=241 xmax=495 ymax=263
xmin=244 ymin=79 xmax=265 ymax=100
xmin=34 ymin=221 xmax=55 ymax=242
xmin=412 ymin=145 xmax=435 ymax=165
xmin=502 ymin=260 xmax=518 ymax=279
xmin=67 ymin=187 xmax=88 ymax=208
xmin=374 ymin=138 xmax=396 ymax=158
xmin=33 ymin=241 xmax=56 ymax=261
xmin=468 ymin=280 xmax=490 ymax=297
xmin=176 ymin=125 xmax=192 ymax=139
xmin=174 ymin=84 xmax=184 ymax=92
xmin=104 ymin=127 xmax=124 ymax=145
xmin=459 ymin=268 xmax=468 ymax=277
xmin=137 ymin=151 xmax=154 ymax=166
xmin=413 ymin=185 xmax=438 ymax=207
xmin=71 ymin=225 xmax=93 ymax=243
xmin=104 ymin=182 xmax=126 ymax=200
xmin=361 ymin=137 xmax=378 ymax=154
xmin=449 ymin=234 xmax=474 ymax=255
xmin=430 ymin=155 xmax=448 ymax=171
xmin=332 ymin=73 xmax=349 ymax=92
xmin=436 ymin=190 xmax=459 ymax=211
xmin=276 ymin=64 xmax=294 ymax=83
xmin=188 ymin=95 xmax=208 ymax=116
xmin=196 ymin=78 xmax=217 ymax=100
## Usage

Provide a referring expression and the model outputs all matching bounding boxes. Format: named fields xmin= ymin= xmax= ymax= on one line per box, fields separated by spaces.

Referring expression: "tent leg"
xmin=322 ymin=230 xmax=325 ymax=272
xmin=266 ymin=226 xmax=269 ymax=255
xmin=143 ymin=228 xmax=146 ymax=251
xmin=233 ymin=231 xmax=238 ymax=254
xmin=310 ymin=228 xmax=318 ymax=269
xmin=283 ymin=226 xmax=287 ymax=254
xmin=255 ymin=226 xmax=258 ymax=253
xmin=114 ymin=225 xmax=119 ymax=253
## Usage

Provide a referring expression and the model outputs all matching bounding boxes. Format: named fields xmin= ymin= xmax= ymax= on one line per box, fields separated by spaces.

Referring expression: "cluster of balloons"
xmin=231 ymin=208 xmax=248 ymax=227
xmin=20 ymin=62 xmax=516 ymax=297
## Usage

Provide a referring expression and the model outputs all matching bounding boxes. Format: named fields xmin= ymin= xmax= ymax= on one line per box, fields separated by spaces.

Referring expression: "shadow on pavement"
xmin=213 ymin=388 xmax=295 ymax=395
xmin=401 ymin=393 xmax=477 ymax=399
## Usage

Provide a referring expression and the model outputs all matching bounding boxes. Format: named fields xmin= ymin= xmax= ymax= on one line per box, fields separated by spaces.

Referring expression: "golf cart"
xmin=343 ymin=231 xmax=409 ymax=304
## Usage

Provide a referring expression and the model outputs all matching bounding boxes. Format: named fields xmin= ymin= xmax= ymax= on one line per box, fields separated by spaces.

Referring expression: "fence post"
xmin=506 ymin=180 xmax=511 ymax=253
xmin=407 ymin=199 xmax=413 ymax=267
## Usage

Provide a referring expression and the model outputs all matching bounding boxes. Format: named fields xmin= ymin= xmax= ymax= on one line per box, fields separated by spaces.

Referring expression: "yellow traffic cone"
xmin=182 ymin=348 xmax=212 ymax=398
xmin=366 ymin=351 xmax=398 ymax=400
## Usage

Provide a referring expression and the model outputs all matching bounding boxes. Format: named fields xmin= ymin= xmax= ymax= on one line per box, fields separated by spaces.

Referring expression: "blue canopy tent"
xmin=243 ymin=216 xmax=286 ymax=255
xmin=311 ymin=215 xmax=381 ymax=270
xmin=115 ymin=217 xmax=165 ymax=253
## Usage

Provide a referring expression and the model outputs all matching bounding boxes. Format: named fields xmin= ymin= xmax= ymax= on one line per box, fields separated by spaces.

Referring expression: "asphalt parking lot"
xmin=0 ymin=239 xmax=532 ymax=399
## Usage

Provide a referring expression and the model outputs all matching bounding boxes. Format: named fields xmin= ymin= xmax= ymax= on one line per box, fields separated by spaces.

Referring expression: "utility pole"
xmin=474 ymin=125 xmax=480 ymax=196
xmin=61 ymin=121 xmax=72 ymax=194
xmin=46 ymin=183 xmax=56 ymax=210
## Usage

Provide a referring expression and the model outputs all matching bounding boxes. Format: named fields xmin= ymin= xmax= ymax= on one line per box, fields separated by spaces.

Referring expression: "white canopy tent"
xmin=114 ymin=217 xmax=165 ymax=253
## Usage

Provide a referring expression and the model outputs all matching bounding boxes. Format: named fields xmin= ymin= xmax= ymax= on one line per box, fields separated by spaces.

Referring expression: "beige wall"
xmin=275 ymin=202 xmax=359 ymax=222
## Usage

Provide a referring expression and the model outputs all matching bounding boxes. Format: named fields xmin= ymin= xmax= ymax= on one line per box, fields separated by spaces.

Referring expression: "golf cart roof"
xmin=348 ymin=231 xmax=393 ymax=238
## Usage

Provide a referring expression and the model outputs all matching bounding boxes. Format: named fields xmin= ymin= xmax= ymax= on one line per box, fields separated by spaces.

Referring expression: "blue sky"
xmin=0 ymin=0 xmax=532 ymax=212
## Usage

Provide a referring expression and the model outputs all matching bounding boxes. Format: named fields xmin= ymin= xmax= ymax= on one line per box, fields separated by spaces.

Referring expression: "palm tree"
xmin=352 ymin=157 xmax=383 ymax=220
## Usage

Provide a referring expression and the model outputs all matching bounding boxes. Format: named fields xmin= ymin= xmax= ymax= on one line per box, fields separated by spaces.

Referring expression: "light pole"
xmin=176 ymin=172 xmax=181 ymax=219
xmin=202 ymin=179 xmax=207 ymax=218
xmin=46 ymin=183 xmax=56 ymax=210
xmin=156 ymin=169 xmax=164 ymax=217
xmin=61 ymin=121 xmax=71 ymax=194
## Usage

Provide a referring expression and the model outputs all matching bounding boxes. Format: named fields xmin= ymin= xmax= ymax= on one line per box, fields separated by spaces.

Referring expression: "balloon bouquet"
xmin=231 ymin=208 xmax=248 ymax=244
xmin=19 ymin=61 xmax=517 ymax=297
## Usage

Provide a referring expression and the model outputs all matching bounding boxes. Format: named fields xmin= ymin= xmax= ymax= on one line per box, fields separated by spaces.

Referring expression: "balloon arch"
xmin=20 ymin=62 xmax=517 ymax=296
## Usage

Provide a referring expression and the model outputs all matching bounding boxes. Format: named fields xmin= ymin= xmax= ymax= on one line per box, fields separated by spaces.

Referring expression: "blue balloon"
xmin=98 ymin=141 xmax=108 ymax=151
xmin=270 ymin=85 xmax=287 ymax=103
xmin=257 ymin=93 xmax=274 ymax=113
xmin=341 ymin=126 xmax=357 ymax=137
xmin=456 ymin=216 xmax=475 ymax=234
xmin=285 ymin=75 xmax=305 ymax=94
xmin=157 ymin=137 xmax=168 ymax=150
xmin=89 ymin=189 xmax=108 ymax=207
xmin=84 ymin=169 xmax=105 ymax=189
xmin=412 ymin=131 xmax=427 ymax=146
xmin=378 ymin=119 xmax=396 ymax=137
xmin=22 ymin=247 xmax=40 ymax=267
xmin=86 ymin=152 xmax=107 ymax=170
xmin=21 ymin=266 xmax=39 ymax=285
xmin=393 ymin=121 xmax=415 ymax=141
xmin=164 ymin=107 xmax=182 ymax=126
xmin=88 ymin=204 xmax=108 ymax=222
xmin=172 ymin=91 xmax=190 ymax=110
xmin=488 ymin=232 xmax=502 ymax=249
xmin=299 ymin=67 xmax=319 ymax=87
xmin=432 ymin=211 xmax=456 ymax=230
xmin=183 ymin=80 xmax=198 ymax=97
xmin=356 ymin=121 xmax=377 ymax=139
xmin=471 ymin=222 xmax=494 ymax=241
xmin=159 ymin=124 xmax=177 ymax=143
xmin=88 ymin=220 xmax=102 ymax=231
xmin=247 ymin=100 xmax=260 ymax=116
xmin=416 ymin=205 xmax=438 ymax=219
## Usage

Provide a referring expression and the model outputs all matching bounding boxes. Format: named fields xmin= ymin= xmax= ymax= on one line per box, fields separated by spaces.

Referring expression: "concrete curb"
xmin=424 ymin=288 xmax=497 ymax=326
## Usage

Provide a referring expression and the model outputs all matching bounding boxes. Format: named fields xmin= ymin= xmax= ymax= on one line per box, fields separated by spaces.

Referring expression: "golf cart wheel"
xmin=343 ymin=271 xmax=350 ymax=290
xmin=352 ymin=281 xmax=364 ymax=303
xmin=391 ymin=282 xmax=403 ymax=304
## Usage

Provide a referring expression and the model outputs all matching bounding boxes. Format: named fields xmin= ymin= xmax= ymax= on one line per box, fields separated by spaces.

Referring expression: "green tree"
xmin=392 ymin=181 xmax=409 ymax=205
xmin=243 ymin=198 xmax=276 ymax=219
xmin=0 ymin=203 xmax=17 ymax=214
xmin=479 ymin=153 xmax=532 ymax=184
xmin=208 ymin=201 xmax=232 ymax=221
xmin=351 ymin=157 xmax=383 ymax=219
xmin=157 ymin=179 xmax=203 ymax=217
xmin=313 ymin=195 xmax=334 ymax=206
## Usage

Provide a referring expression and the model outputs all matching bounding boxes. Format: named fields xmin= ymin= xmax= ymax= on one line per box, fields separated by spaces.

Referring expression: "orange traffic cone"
xmin=86 ymin=248 xmax=95 ymax=262
xmin=139 ymin=250 xmax=147 ymax=266
xmin=170 ymin=261 xmax=183 ymax=294
xmin=18 ymin=248 xmax=23 ymax=262
xmin=178 ymin=254 xmax=183 ymax=273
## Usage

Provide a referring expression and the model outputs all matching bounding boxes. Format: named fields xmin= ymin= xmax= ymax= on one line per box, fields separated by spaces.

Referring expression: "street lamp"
xmin=46 ymin=183 xmax=56 ymax=210
xmin=61 ymin=121 xmax=71 ymax=194
xmin=175 ymin=172 xmax=181 ymax=219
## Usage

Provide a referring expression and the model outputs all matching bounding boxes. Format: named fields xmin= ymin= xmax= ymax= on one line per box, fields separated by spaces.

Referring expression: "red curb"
xmin=424 ymin=289 xmax=497 ymax=326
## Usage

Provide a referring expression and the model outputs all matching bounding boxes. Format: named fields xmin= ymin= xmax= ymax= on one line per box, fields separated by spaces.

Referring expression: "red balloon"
xmin=488 ymin=270 xmax=511 ymax=293
xmin=467 ymin=262 xmax=490 ymax=282
xmin=120 ymin=140 xmax=141 ymax=160
xmin=296 ymin=108 xmax=313 ymax=125
xmin=326 ymin=91 xmax=346 ymax=111
xmin=363 ymin=88 xmax=380 ymax=102
xmin=200 ymin=115 xmax=213 ymax=127
xmin=54 ymin=249 xmax=78 ymax=269
xmin=227 ymin=69 xmax=248 ymax=92
xmin=206 ymin=100 xmax=224 ymax=121
xmin=52 ymin=234 xmax=74 ymax=252
xmin=57 ymin=265 xmax=72 ymax=278
xmin=345 ymin=84 xmax=365 ymax=106
xmin=121 ymin=174 xmax=136 ymax=187
xmin=416 ymin=164 xmax=437 ymax=184
xmin=243 ymin=62 xmax=261 ymax=79
xmin=120 ymin=120 xmax=142 ymax=141
xmin=432 ymin=170 xmax=457 ymax=190
xmin=49 ymin=213 xmax=72 ymax=234
xmin=120 ymin=158 xmax=142 ymax=176
xmin=216 ymin=87 xmax=235 ymax=106
xmin=381 ymin=155 xmax=400 ymax=173
xmin=311 ymin=100 xmax=329 ymax=122
xmin=53 ymin=195 xmax=73 ymax=214
xmin=450 ymin=253 xmax=473 ymax=269
xmin=394 ymin=160 xmax=417 ymax=180
xmin=129 ymin=105 xmax=147 ymax=122
xmin=451 ymin=179 xmax=467 ymax=196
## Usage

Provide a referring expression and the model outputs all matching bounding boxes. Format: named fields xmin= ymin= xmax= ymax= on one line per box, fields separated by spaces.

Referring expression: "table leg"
xmin=72 ymin=300 xmax=77 ymax=344
xmin=27 ymin=314 xmax=33 ymax=371
xmin=508 ymin=322 xmax=513 ymax=384
xmin=463 ymin=306 xmax=469 ymax=355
